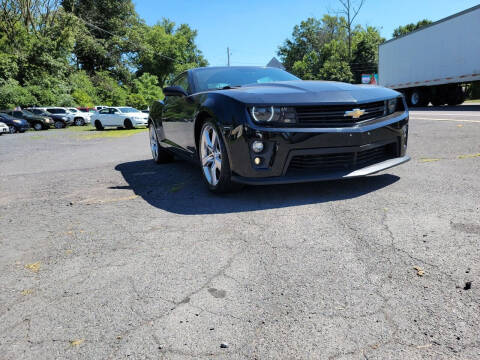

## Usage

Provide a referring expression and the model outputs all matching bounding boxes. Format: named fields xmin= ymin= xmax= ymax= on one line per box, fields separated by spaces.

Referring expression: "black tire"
xmin=9 ymin=126 xmax=17 ymax=134
xmin=447 ymin=87 xmax=465 ymax=106
xmin=74 ymin=117 xmax=85 ymax=126
xmin=198 ymin=120 xmax=242 ymax=193
xmin=149 ymin=123 xmax=173 ymax=164
xmin=33 ymin=122 xmax=43 ymax=131
xmin=54 ymin=121 xmax=65 ymax=129
xmin=95 ymin=120 xmax=104 ymax=131
xmin=431 ymin=97 xmax=445 ymax=107
xmin=409 ymin=89 xmax=429 ymax=107
xmin=124 ymin=119 xmax=134 ymax=129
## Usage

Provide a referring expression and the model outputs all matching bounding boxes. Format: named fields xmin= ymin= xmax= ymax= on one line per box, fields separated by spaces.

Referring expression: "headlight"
xmin=250 ymin=106 xmax=297 ymax=124
xmin=62 ymin=116 xmax=67 ymax=120
xmin=387 ymin=98 xmax=397 ymax=114
xmin=14 ymin=120 xmax=22 ymax=124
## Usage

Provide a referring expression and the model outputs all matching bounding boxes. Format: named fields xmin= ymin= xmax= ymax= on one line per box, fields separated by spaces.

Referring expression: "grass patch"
xmin=75 ymin=128 xmax=147 ymax=140
xmin=66 ymin=125 xmax=95 ymax=132
xmin=464 ymin=99 xmax=480 ymax=103
xmin=30 ymin=135 xmax=45 ymax=140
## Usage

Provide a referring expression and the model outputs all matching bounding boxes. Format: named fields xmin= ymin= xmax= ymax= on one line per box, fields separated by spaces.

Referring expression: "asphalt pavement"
xmin=0 ymin=106 xmax=479 ymax=359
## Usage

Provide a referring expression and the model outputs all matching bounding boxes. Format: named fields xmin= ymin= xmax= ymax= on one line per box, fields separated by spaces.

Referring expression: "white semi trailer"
xmin=379 ymin=5 xmax=480 ymax=107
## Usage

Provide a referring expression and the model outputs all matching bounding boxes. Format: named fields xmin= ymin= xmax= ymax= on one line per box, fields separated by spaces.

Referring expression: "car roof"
xmin=190 ymin=66 xmax=271 ymax=73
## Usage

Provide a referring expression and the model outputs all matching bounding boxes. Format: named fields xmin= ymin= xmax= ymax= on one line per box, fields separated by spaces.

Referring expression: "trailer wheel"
xmin=447 ymin=87 xmax=465 ymax=106
xmin=431 ymin=97 xmax=445 ymax=106
xmin=409 ymin=89 xmax=429 ymax=107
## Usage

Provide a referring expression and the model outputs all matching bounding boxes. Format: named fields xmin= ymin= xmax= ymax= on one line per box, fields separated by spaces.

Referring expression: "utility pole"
xmin=227 ymin=47 xmax=230 ymax=66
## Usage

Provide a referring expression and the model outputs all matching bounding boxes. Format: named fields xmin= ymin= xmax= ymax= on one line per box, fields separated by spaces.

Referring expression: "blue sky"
xmin=134 ymin=0 xmax=479 ymax=66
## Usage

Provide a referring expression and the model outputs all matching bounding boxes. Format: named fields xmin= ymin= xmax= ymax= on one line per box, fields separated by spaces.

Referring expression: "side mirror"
xmin=163 ymin=86 xmax=188 ymax=97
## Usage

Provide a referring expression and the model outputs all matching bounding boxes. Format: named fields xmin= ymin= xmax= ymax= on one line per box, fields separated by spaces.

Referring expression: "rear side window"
xmin=13 ymin=111 xmax=23 ymax=117
xmin=99 ymin=108 xmax=110 ymax=114
xmin=172 ymin=73 xmax=190 ymax=93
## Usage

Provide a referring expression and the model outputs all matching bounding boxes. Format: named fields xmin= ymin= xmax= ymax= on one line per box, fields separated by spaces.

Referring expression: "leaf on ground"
xmin=419 ymin=158 xmax=440 ymax=163
xmin=25 ymin=262 xmax=41 ymax=273
xmin=70 ymin=339 xmax=84 ymax=346
xmin=458 ymin=153 xmax=480 ymax=159
xmin=417 ymin=344 xmax=432 ymax=349
xmin=457 ymin=124 xmax=463 ymax=128
xmin=413 ymin=266 xmax=425 ymax=276
xmin=65 ymin=250 xmax=73 ymax=255
xmin=170 ymin=183 xmax=185 ymax=193
xmin=21 ymin=289 xmax=33 ymax=296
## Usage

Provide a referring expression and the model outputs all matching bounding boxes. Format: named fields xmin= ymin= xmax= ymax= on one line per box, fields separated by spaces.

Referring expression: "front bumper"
xmin=1 ymin=126 xmax=8 ymax=133
xmin=133 ymin=119 xmax=148 ymax=126
xmin=232 ymin=155 xmax=410 ymax=185
xmin=226 ymin=110 xmax=409 ymax=184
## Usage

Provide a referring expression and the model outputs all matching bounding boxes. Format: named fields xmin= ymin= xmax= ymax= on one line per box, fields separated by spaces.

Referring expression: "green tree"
xmin=393 ymin=19 xmax=432 ymax=38
xmin=128 ymin=73 xmax=163 ymax=109
xmin=62 ymin=0 xmax=141 ymax=80
xmin=351 ymin=26 xmax=384 ymax=83
xmin=92 ymin=71 xmax=128 ymax=106
xmin=135 ymin=20 xmax=207 ymax=86
xmin=0 ymin=79 xmax=36 ymax=109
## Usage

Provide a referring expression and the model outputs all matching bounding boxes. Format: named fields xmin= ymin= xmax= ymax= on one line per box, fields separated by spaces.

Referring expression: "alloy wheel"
xmin=200 ymin=124 xmax=222 ymax=186
xmin=9 ymin=126 xmax=17 ymax=134
xmin=34 ymin=123 xmax=42 ymax=131
xmin=149 ymin=125 xmax=158 ymax=160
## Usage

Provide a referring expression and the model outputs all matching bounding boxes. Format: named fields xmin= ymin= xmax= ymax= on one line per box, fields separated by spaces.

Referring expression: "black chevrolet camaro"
xmin=149 ymin=66 xmax=409 ymax=192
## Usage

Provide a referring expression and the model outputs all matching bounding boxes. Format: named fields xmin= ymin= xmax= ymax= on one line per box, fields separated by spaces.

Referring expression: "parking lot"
xmin=0 ymin=106 xmax=479 ymax=359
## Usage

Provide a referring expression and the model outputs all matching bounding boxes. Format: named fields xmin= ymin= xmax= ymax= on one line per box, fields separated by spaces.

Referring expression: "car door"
xmin=110 ymin=108 xmax=122 ymax=126
xmin=161 ymin=72 xmax=197 ymax=154
xmin=97 ymin=108 xmax=112 ymax=126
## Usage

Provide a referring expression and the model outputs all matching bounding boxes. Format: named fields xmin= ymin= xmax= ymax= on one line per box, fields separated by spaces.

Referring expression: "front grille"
xmin=295 ymin=101 xmax=386 ymax=127
xmin=288 ymin=143 xmax=397 ymax=172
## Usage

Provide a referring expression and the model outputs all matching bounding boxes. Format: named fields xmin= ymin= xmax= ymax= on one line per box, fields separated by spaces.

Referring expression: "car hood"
xmin=127 ymin=112 xmax=148 ymax=118
xmin=215 ymin=80 xmax=400 ymax=105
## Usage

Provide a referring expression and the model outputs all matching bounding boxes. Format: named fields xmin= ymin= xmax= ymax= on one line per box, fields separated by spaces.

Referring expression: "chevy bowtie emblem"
xmin=344 ymin=108 xmax=366 ymax=119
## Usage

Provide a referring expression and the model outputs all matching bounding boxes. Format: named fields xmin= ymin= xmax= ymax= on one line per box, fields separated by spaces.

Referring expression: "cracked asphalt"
xmin=1 ymin=106 xmax=479 ymax=359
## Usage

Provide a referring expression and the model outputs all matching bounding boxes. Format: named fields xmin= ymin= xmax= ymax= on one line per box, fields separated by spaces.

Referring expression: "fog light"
xmin=252 ymin=141 xmax=264 ymax=153
xmin=254 ymin=157 xmax=262 ymax=165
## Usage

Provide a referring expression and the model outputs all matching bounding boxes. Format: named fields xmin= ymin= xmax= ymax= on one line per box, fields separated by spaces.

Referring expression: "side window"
xmin=99 ymin=108 xmax=110 ymax=114
xmin=110 ymin=108 xmax=119 ymax=114
xmin=172 ymin=73 xmax=190 ymax=93
xmin=13 ymin=111 xmax=23 ymax=117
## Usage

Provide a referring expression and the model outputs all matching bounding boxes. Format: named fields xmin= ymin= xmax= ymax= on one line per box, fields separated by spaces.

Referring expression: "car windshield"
xmin=0 ymin=113 xmax=15 ymax=120
xmin=118 ymin=107 xmax=139 ymax=113
xmin=192 ymin=67 xmax=300 ymax=92
xmin=69 ymin=108 xmax=78 ymax=112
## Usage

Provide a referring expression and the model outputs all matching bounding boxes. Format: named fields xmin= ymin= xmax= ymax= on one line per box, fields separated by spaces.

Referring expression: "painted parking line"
xmin=411 ymin=117 xmax=480 ymax=123
xmin=410 ymin=112 xmax=480 ymax=117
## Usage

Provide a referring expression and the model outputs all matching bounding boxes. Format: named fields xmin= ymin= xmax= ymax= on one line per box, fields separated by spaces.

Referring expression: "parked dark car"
xmin=27 ymin=108 xmax=72 ymax=128
xmin=0 ymin=113 xmax=30 ymax=133
xmin=1 ymin=110 xmax=53 ymax=130
xmin=149 ymin=66 xmax=410 ymax=192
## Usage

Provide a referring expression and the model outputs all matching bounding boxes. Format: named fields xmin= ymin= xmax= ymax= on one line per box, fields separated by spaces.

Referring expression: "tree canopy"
xmin=392 ymin=19 xmax=433 ymax=38
xmin=278 ymin=14 xmax=384 ymax=83
xmin=0 ymin=0 xmax=207 ymax=109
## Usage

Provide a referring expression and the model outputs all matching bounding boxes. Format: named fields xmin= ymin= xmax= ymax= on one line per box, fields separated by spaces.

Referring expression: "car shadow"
xmin=114 ymin=159 xmax=400 ymax=215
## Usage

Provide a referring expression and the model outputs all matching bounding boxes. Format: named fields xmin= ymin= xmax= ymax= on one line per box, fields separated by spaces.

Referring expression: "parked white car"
xmin=0 ymin=121 xmax=8 ymax=135
xmin=66 ymin=108 xmax=91 ymax=126
xmin=91 ymin=107 xmax=148 ymax=130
